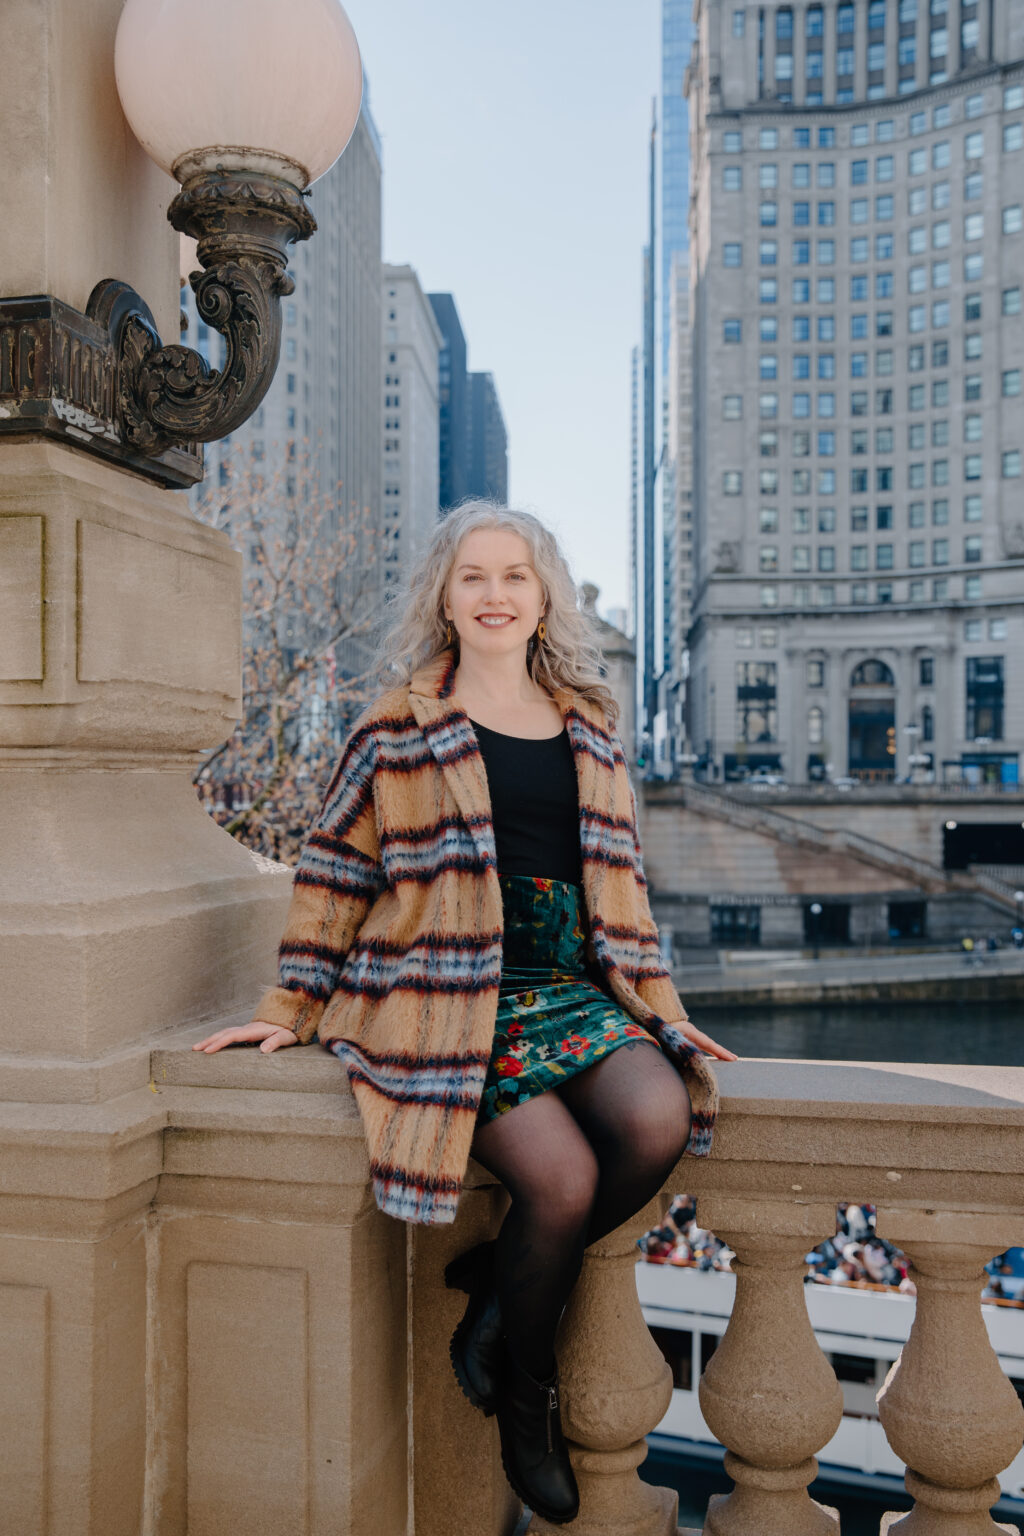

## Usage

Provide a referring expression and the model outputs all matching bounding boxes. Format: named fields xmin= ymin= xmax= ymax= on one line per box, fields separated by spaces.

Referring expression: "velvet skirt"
xmin=477 ymin=875 xmax=660 ymax=1123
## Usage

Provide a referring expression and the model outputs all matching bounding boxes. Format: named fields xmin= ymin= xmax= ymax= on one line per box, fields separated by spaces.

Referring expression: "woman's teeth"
xmin=477 ymin=615 xmax=513 ymax=626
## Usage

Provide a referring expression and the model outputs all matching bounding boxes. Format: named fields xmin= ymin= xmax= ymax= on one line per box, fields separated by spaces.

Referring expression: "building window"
xmin=723 ymin=130 xmax=742 ymax=152
xmin=909 ymin=540 xmax=926 ymax=567
xmin=724 ymin=243 xmax=742 ymax=266
xmin=724 ymin=319 xmax=742 ymax=343
xmin=723 ymin=394 xmax=743 ymax=419
xmin=877 ymin=543 xmax=894 ymax=570
xmin=933 ymin=538 xmax=949 ymax=564
xmin=1004 ymin=286 xmax=1022 ymax=316
xmin=1004 ymin=451 xmax=1022 ymax=478
xmin=966 ymin=656 xmax=1004 ymax=739
xmin=808 ymin=706 xmax=824 ymax=744
xmin=1003 ymin=205 xmax=1024 ymax=235
xmin=1004 ymin=369 xmax=1022 ymax=397
xmin=964 ymin=535 xmax=982 ymax=563
xmin=723 ymin=471 xmax=743 ymax=494
xmin=723 ymin=165 xmax=743 ymax=190
xmin=737 ymin=662 xmax=778 ymax=742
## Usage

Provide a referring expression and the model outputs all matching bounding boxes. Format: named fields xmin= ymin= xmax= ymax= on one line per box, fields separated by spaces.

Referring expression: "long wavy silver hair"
xmin=377 ymin=499 xmax=619 ymax=723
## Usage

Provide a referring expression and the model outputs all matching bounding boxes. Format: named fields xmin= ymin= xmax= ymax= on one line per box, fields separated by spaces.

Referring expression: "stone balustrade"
xmin=3 ymin=1040 xmax=1024 ymax=1534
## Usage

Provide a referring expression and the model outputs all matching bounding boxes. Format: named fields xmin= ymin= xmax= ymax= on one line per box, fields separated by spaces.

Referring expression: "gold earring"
xmin=446 ymin=621 xmax=453 ymax=645
xmin=537 ymin=619 xmax=546 ymax=642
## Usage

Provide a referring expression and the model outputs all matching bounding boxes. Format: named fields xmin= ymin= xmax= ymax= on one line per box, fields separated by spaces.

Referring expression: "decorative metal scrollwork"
xmin=88 ymin=169 xmax=316 ymax=458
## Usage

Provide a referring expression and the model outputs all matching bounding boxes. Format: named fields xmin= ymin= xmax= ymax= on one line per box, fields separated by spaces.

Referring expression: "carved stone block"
xmin=0 ymin=514 xmax=44 ymax=680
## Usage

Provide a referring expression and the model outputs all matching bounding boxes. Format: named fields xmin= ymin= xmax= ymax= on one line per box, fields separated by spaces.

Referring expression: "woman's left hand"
xmin=678 ymin=1020 xmax=739 ymax=1061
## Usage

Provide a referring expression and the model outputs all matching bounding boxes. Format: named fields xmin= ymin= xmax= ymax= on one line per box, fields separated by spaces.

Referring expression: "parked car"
xmin=830 ymin=776 xmax=860 ymax=791
xmin=747 ymin=769 xmax=788 ymax=790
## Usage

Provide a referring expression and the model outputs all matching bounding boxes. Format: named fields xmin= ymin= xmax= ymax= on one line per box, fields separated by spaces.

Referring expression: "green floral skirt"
xmin=478 ymin=875 xmax=660 ymax=1123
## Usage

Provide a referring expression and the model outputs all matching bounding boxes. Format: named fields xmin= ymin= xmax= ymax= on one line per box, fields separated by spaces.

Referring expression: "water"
xmin=706 ymin=997 xmax=1024 ymax=1065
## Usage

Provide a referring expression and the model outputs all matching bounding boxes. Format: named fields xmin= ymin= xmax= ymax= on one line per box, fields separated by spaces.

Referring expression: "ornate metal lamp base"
xmin=0 ymin=169 xmax=316 ymax=488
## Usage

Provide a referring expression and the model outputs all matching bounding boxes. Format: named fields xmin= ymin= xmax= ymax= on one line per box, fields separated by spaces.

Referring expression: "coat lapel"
xmin=408 ymin=651 xmax=496 ymax=870
xmin=551 ymin=687 xmax=620 ymax=922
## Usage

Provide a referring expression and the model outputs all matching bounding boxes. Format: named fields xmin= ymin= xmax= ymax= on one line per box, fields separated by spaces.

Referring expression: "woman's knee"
xmin=606 ymin=1059 xmax=692 ymax=1168
xmin=516 ymin=1141 xmax=600 ymax=1236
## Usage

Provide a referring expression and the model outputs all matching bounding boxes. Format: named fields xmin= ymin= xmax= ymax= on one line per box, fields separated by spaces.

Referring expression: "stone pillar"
xmin=0 ymin=5 xmax=291 ymax=1531
xmin=529 ymin=1196 xmax=680 ymax=1536
xmin=149 ymin=1037 xmax=410 ymax=1536
xmin=792 ymin=5 xmax=807 ymax=105
xmin=876 ymin=1211 xmax=1024 ymax=1536
xmin=409 ymin=1169 xmax=520 ymax=1536
xmin=696 ymin=1197 xmax=843 ymax=1536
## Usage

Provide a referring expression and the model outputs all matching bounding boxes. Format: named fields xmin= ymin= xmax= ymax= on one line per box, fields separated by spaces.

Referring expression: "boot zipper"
xmin=546 ymin=1385 xmax=557 ymax=1453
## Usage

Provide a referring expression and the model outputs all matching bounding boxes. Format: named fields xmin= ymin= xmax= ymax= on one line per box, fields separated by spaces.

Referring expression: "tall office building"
xmin=427 ymin=292 xmax=469 ymax=512
xmin=186 ymin=104 xmax=383 ymax=679
xmin=686 ymin=0 xmax=1024 ymax=785
xmin=662 ymin=0 xmax=694 ymax=372
xmin=655 ymin=0 xmax=697 ymax=776
xmin=382 ymin=264 xmax=443 ymax=585
xmin=466 ymin=371 xmax=509 ymax=503
xmin=662 ymin=247 xmax=695 ymax=762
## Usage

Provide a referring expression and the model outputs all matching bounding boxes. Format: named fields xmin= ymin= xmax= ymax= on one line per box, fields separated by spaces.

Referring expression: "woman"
xmin=195 ymin=502 xmax=735 ymax=1525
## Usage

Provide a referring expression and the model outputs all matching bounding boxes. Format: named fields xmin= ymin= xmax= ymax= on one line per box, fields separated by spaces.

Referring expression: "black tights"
xmin=469 ymin=1040 xmax=692 ymax=1379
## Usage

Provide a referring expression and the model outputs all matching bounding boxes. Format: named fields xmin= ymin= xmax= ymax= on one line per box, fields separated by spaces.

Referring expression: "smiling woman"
xmin=193 ymin=498 xmax=732 ymax=1525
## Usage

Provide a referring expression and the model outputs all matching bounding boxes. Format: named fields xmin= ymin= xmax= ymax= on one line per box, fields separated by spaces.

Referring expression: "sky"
xmin=339 ymin=0 xmax=662 ymax=618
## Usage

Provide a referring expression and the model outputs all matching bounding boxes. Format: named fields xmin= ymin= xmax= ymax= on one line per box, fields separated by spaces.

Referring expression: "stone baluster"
xmin=529 ymin=1194 xmax=681 ymax=1536
xmin=411 ymin=1167 xmax=521 ymax=1536
xmin=697 ymin=1197 xmax=843 ymax=1536
xmin=876 ymin=1212 xmax=1024 ymax=1536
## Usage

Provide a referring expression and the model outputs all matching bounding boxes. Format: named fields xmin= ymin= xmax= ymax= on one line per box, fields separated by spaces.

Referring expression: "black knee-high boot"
xmin=495 ymin=1346 xmax=580 ymax=1525
xmin=445 ymin=1240 xmax=503 ymax=1416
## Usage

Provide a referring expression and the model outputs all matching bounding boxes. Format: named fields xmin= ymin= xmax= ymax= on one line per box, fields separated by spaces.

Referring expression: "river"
xmin=701 ymin=996 xmax=1024 ymax=1064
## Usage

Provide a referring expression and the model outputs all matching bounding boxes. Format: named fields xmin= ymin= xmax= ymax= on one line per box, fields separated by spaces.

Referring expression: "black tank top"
xmin=470 ymin=719 xmax=583 ymax=886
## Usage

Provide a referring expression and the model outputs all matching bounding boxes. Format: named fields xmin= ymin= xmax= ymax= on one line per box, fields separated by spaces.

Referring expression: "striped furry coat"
xmin=255 ymin=651 xmax=719 ymax=1225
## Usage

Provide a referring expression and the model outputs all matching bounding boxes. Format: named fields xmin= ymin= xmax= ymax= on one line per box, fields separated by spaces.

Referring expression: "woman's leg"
xmin=470 ymin=1089 xmax=600 ymax=1378
xmin=557 ymin=1040 xmax=692 ymax=1247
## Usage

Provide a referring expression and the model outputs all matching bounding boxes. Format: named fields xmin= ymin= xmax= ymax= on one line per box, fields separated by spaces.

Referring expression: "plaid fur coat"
xmin=255 ymin=651 xmax=719 ymax=1225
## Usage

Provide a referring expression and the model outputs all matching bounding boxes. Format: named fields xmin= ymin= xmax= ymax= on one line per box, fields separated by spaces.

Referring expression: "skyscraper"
xmin=686 ymin=0 xmax=1024 ymax=785
xmin=185 ymin=102 xmax=384 ymax=681
xmin=382 ymin=264 xmax=443 ymax=584
xmin=427 ymin=292 xmax=469 ymax=512
xmin=661 ymin=0 xmax=693 ymax=373
xmin=466 ymin=371 xmax=508 ymax=503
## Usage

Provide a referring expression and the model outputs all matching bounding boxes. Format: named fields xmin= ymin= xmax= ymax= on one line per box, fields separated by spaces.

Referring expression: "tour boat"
xmin=638 ymin=1257 xmax=1024 ymax=1513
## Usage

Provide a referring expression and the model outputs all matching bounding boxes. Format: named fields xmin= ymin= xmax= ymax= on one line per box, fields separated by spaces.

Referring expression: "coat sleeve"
xmin=253 ymin=722 xmax=385 ymax=1043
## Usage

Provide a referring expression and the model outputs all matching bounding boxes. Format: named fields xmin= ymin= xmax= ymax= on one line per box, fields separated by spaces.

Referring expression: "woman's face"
xmin=444 ymin=526 xmax=545 ymax=659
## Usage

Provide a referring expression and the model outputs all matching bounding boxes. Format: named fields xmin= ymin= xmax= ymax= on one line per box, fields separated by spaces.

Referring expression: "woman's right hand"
xmin=191 ymin=1021 xmax=300 ymax=1054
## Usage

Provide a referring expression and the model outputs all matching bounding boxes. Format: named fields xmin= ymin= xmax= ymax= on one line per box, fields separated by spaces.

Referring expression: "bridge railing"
xmin=44 ymin=1039 xmax=1022 ymax=1535
xmin=532 ymin=1057 xmax=1024 ymax=1536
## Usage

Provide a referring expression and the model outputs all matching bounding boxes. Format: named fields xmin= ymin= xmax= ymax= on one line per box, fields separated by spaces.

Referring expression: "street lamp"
xmin=809 ymin=901 xmax=823 ymax=962
xmin=1015 ymin=890 xmax=1024 ymax=929
xmin=0 ymin=0 xmax=363 ymax=485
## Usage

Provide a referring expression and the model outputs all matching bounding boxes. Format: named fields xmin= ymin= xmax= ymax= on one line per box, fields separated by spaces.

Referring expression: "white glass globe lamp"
xmin=114 ymin=0 xmax=363 ymax=189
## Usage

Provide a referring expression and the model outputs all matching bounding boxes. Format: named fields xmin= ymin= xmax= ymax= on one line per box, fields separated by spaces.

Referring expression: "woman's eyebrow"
xmin=454 ymin=562 xmax=532 ymax=572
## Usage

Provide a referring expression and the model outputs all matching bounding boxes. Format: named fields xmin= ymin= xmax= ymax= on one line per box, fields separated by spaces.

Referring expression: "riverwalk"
xmin=675 ymin=945 xmax=1024 ymax=1010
